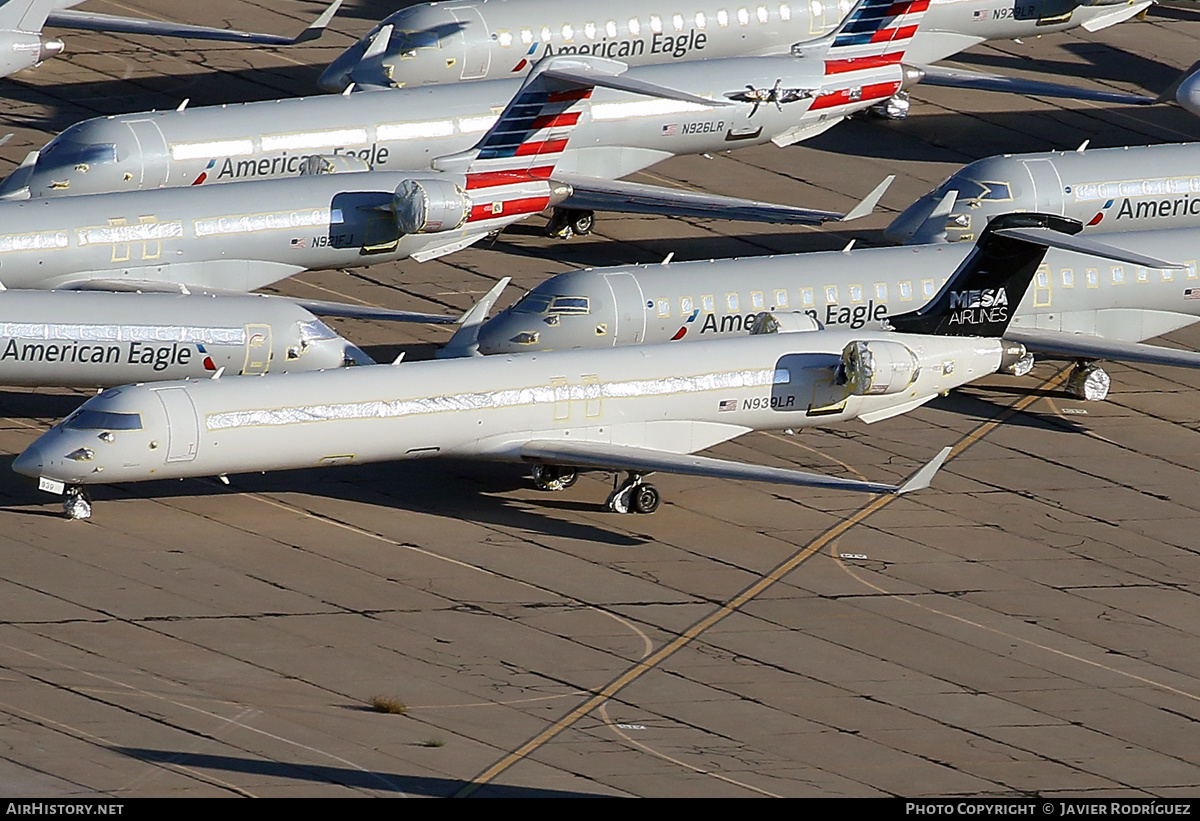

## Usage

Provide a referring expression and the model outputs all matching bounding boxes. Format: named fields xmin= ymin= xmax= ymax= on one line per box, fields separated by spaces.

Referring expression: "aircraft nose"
xmin=884 ymin=193 xmax=939 ymax=243
xmin=12 ymin=440 xmax=44 ymax=478
xmin=319 ymin=46 xmax=361 ymax=92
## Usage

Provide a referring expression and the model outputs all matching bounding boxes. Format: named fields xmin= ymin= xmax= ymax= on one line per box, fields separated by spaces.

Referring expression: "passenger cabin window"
xmin=779 ymin=3 xmax=792 ymax=20
xmin=1112 ymin=266 xmax=1125 ymax=284
xmin=1188 ymin=261 xmax=1198 ymax=279
xmin=657 ymin=298 xmax=670 ymax=317
xmin=521 ymin=28 xmax=534 ymax=44
xmin=717 ymin=9 xmax=730 ymax=26
xmin=1061 ymin=269 xmax=1074 ymax=288
xmin=751 ymin=291 xmax=765 ymax=309
xmin=1162 ymin=267 xmax=1174 ymax=281
xmin=757 ymin=5 xmax=770 ymax=23
xmin=800 ymin=288 xmax=814 ymax=307
xmin=681 ymin=296 xmax=694 ymax=315
xmin=649 ymin=15 xmax=662 ymax=32
xmin=562 ymin=24 xmax=574 ymax=40
xmin=1137 ymin=267 xmax=1149 ymax=283
xmin=727 ymin=293 xmax=740 ymax=311
xmin=824 ymin=285 xmax=838 ymax=304
xmin=629 ymin=17 xmax=642 ymax=34
xmin=695 ymin=12 xmax=707 ymax=28
xmin=497 ymin=31 xmax=513 ymax=46
xmin=702 ymin=295 xmax=715 ymax=311
xmin=672 ymin=13 xmax=684 ymax=31
xmin=922 ymin=280 xmax=936 ymax=299
xmin=606 ymin=20 xmax=618 ymax=36
xmin=774 ymin=289 xmax=788 ymax=308
xmin=540 ymin=25 xmax=552 ymax=42
xmin=899 ymin=281 xmax=913 ymax=300
xmin=849 ymin=285 xmax=863 ymax=303
xmin=1087 ymin=268 xmax=1100 ymax=287
xmin=585 ymin=22 xmax=597 ymax=39
xmin=737 ymin=7 xmax=750 ymax=25
xmin=874 ymin=283 xmax=887 ymax=301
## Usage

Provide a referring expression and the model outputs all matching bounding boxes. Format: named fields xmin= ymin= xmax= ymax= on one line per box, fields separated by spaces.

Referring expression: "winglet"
xmin=290 ymin=0 xmax=344 ymax=45
xmin=439 ymin=277 xmax=512 ymax=358
xmin=361 ymin=23 xmax=393 ymax=59
xmin=896 ymin=446 xmax=952 ymax=494
xmin=840 ymin=175 xmax=894 ymax=222
xmin=929 ymin=188 xmax=958 ymax=220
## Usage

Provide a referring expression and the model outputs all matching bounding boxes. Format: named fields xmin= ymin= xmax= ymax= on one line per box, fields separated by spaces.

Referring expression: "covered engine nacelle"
xmin=392 ymin=177 xmax=471 ymax=234
xmin=0 ymin=31 xmax=63 ymax=76
xmin=841 ymin=340 xmax=921 ymax=396
xmin=749 ymin=311 xmax=823 ymax=335
xmin=299 ymin=154 xmax=373 ymax=176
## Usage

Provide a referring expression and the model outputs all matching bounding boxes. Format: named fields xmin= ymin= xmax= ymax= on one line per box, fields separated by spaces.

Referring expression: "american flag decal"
xmin=718 ymin=399 xmax=738 ymax=413
xmin=661 ymin=123 xmax=678 ymax=136
xmin=1184 ymin=288 xmax=1200 ymax=300
xmin=290 ymin=237 xmax=307 ymax=249
xmin=971 ymin=9 xmax=988 ymax=21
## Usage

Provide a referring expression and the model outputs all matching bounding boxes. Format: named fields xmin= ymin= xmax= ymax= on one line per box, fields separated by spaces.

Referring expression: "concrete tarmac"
xmin=0 ymin=0 xmax=1199 ymax=798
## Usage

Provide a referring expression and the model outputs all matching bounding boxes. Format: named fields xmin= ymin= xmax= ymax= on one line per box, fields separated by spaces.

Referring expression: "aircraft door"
xmin=603 ymin=273 xmax=645 ymax=345
xmin=1021 ymin=160 xmax=1065 ymax=214
xmin=242 ymin=324 xmax=272 ymax=375
xmin=447 ymin=6 xmax=491 ymax=80
xmin=154 ymin=387 xmax=200 ymax=463
xmin=124 ymin=119 xmax=169 ymax=189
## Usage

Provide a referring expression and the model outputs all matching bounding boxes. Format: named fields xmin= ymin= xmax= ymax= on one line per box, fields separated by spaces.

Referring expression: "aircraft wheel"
xmin=1009 ymin=352 xmax=1035 ymax=378
xmin=569 ymin=210 xmax=594 ymax=235
xmin=1067 ymin=362 xmax=1111 ymax=402
xmin=632 ymin=484 xmax=660 ymax=514
xmin=532 ymin=464 xmax=578 ymax=491
xmin=62 ymin=486 xmax=91 ymax=521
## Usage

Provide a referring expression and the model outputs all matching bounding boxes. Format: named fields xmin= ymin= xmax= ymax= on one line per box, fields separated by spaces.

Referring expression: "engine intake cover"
xmin=393 ymin=178 xmax=470 ymax=234
xmin=842 ymin=340 xmax=920 ymax=396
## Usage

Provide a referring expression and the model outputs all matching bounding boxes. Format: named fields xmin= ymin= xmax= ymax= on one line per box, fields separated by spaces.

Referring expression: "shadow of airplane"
xmin=0 ymin=452 xmax=649 ymax=547
xmin=111 ymin=746 xmax=612 ymax=796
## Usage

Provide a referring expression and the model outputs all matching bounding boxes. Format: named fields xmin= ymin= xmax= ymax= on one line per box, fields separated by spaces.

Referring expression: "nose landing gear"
xmin=63 ymin=486 xmax=91 ymax=520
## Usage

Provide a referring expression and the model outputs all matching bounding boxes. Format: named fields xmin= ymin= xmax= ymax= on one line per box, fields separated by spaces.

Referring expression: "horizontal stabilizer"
xmin=541 ymin=60 xmax=730 ymax=108
xmin=917 ymin=65 xmax=1157 ymax=107
xmin=48 ymin=0 xmax=342 ymax=45
xmin=519 ymin=440 xmax=950 ymax=496
xmin=1006 ymin=329 xmax=1200 ymax=371
xmin=992 ymin=227 xmax=1185 ymax=270
xmin=556 ymin=174 xmax=886 ymax=225
xmin=280 ymin=297 xmax=455 ymax=324
xmin=440 ymin=277 xmax=513 ymax=358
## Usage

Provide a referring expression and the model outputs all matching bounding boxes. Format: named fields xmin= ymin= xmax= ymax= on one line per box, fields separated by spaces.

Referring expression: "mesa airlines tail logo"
xmin=948 ymin=287 xmax=1008 ymax=325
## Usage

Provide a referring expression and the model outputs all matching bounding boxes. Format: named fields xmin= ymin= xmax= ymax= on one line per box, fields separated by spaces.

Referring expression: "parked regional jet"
xmin=0 ymin=290 xmax=384 ymax=387
xmin=11 ymin=213 xmax=1137 ymax=520
xmin=0 ymin=55 xmax=898 ymax=293
xmin=887 ymin=143 xmax=1200 ymax=245
xmin=472 ymin=221 xmax=1196 ymax=401
xmin=0 ymin=0 xmax=341 ymax=80
xmin=319 ymin=0 xmax=1154 ymax=125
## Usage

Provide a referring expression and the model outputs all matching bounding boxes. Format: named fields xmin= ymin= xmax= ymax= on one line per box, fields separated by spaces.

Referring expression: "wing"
xmin=916 ymin=65 xmax=1159 ymax=107
xmin=1006 ymin=329 xmax=1200 ymax=371
xmin=519 ymin=440 xmax=952 ymax=496
xmin=46 ymin=1 xmax=342 ymax=46
xmin=555 ymin=174 xmax=893 ymax=226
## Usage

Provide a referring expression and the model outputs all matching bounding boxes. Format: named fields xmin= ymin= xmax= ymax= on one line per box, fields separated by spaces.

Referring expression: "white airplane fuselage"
xmin=477 ymin=226 xmax=1200 ymax=354
xmin=15 ymin=330 xmax=1003 ymax=486
xmin=0 ymin=291 xmax=368 ymax=388
xmin=15 ymin=55 xmax=904 ymax=199
xmin=887 ymin=144 xmax=1200 ymax=245
xmin=319 ymin=0 xmax=1149 ymax=91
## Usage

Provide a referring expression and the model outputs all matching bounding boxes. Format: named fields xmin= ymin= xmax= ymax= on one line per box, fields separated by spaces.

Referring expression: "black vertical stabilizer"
xmin=889 ymin=213 xmax=1083 ymax=337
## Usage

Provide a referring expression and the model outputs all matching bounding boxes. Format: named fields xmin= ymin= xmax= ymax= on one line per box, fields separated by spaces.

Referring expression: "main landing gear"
xmin=605 ymin=473 xmax=660 ymax=515
xmin=1067 ymin=361 xmax=1111 ymax=402
xmin=545 ymin=208 xmax=595 ymax=239
xmin=63 ymin=485 xmax=91 ymax=520
xmin=530 ymin=465 xmax=662 ymax=514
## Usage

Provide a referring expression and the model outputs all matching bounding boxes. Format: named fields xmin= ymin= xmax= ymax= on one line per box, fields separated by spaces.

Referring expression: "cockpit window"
xmin=38 ymin=140 xmax=118 ymax=169
xmin=549 ymin=296 xmax=590 ymax=315
xmin=511 ymin=292 xmax=554 ymax=314
xmin=510 ymin=293 xmax=590 ymax=315
xmin=945 ymin=177 xmax=1011 ymax=202
xmin=394 ymin=29 xmax=441 ymax=58
xmin=63 ymin=410 xmax=142 ymax=431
